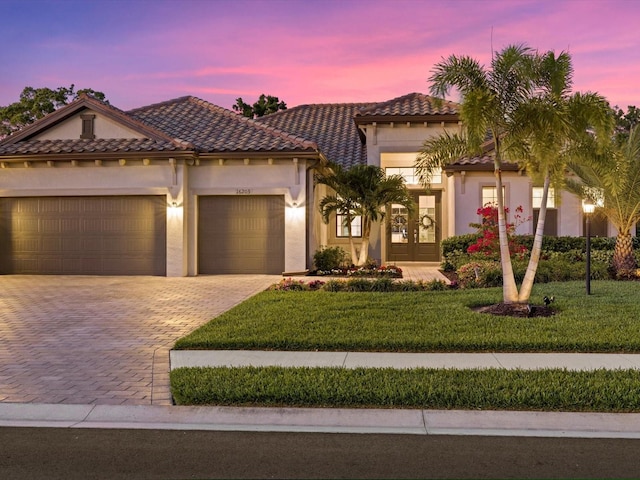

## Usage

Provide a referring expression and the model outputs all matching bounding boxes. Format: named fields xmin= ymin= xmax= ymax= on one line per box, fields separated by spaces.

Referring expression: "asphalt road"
xmin=2 ymin=427 xmax=640 ymax=479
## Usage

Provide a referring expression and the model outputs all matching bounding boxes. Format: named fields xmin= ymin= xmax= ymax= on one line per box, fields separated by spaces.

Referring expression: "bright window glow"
xmin=336 ymin=214 xmax=362 ymax=237
xmin=481 ymin=186 xmax=505 ymax=207
xmin=386 ymin=167 xmax=441 ymax=185
xmin=532 ymin=187 xmax=555 ymax=209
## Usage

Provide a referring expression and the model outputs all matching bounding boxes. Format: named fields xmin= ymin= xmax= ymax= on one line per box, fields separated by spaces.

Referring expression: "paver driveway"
xmin=0 ymin=275 xmax=279 ymax=406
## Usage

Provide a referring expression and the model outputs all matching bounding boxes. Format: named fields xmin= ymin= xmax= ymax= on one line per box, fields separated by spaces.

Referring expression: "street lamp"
xmin=582 ymin=201 xmax=595 ymax=295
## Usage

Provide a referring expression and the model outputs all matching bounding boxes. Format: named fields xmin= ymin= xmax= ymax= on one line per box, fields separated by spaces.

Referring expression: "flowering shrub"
xmin=269 ymin=278 xmax=325 ymax=291
xmin=316 ymin=265 xmax=403 ymax=278
xmin=270 ymin=277 xmax=449 ymax=292
xmin=467 ymin=205 xmax=529 ymax=258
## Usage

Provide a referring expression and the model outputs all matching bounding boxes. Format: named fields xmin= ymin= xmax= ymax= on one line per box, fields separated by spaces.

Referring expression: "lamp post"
xmin=583 ymin=201 xmax=595 ymax=295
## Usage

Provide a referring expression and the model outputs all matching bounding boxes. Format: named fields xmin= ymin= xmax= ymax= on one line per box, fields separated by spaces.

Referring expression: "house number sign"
xmin=236 ymin=189 xmax=252 ymax=195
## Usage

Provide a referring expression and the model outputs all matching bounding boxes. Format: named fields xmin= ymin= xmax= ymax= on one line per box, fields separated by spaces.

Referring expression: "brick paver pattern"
xmin=0 ymin=275 xmax=278 ymax=406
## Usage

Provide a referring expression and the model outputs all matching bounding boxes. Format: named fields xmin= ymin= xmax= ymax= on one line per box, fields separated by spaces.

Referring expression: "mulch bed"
xmin=474 ymin=303 xmax=555 ymax=318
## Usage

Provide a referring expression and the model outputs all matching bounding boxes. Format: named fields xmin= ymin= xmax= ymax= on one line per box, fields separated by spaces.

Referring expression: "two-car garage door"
xmin=0 ymin=196 xmax=166 ymax=275
xmin=0 ymin=194 xmax=285 ymax=276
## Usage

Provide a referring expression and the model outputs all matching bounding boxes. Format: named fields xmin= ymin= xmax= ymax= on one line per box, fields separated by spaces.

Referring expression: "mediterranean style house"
xmin=0 ymin=93 xmax=607 ymax=276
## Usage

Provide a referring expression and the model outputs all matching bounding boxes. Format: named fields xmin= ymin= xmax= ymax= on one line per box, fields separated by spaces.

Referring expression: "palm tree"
xmin=417 ymin=44 xmax=538 ymax=304
xmin=507 ymin=51 xmax=613 ymax=301
xmin=567 ymin=124 xmax=640 ymax=276
xmin=418 ymin=46 xmax=613 ymax=304
xmin=315 ymin=164 xmax=415 ymax=266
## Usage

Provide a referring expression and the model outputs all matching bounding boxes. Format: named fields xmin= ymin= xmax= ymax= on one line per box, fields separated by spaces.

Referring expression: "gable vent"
xmin=80 ymin=114 xmax=96 ymax=139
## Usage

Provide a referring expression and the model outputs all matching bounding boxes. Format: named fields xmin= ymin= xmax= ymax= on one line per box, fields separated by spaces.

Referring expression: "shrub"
xmin=441 ymin=234 xmax=480 ymax=257
xmin=370 ymin=277 xmax=394 ymax=292
xmin=457 ymin=261 xmax=503 ymax=289
xmin=345 ymin=278 xmax=374 ymax=292
xmin=269 ymin=278 xmax=309 ymax=291
xmin=423 ymin=279 xmax=448 ymax=291
xmin=313 ymin=246 xmax=348 ymax=271
xmin=322 ymin=280 xmax=347 ymax=292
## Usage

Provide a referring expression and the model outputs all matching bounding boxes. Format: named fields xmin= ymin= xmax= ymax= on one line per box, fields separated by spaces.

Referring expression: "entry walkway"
xmin=394 ymin=262 xmax=450 ymax=283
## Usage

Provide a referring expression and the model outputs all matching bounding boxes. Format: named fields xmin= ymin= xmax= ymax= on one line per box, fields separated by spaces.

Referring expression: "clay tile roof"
xmin=355 ymin=92 xmax=459 ymax=118
xmin=0 ymin=138 xmax=180 ymax=156
xmin=255 ymin=102 xmax=376 ymax=168
xmin=128 ymin=96 xmax=318 ymax=155
xmin=445 ymin=154 xmax=519 ymax=171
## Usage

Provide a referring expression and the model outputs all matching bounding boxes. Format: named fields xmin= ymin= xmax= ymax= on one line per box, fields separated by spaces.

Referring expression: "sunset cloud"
xmin=0 ymin=0 xmax=638 ymax=111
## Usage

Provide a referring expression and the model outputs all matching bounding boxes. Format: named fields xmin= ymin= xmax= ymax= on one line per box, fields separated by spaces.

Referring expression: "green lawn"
xmin=172 ymin=280 xmax=640 ymax=410
xmin=175 ymin=281 xmax=640 ymax=353
xmin=171 ymin=366 xmax=640 ymax=412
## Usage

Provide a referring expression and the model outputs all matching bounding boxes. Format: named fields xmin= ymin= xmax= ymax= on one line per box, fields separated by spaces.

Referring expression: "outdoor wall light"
xmin=170 ymin=201 xmax=178 ymax=208
xmin=292 ymin=202 xmax=298 ymax=208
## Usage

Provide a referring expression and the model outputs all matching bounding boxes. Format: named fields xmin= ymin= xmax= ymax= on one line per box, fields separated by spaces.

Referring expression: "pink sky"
xmin=1 ymin=0 xmax=638 ymax=111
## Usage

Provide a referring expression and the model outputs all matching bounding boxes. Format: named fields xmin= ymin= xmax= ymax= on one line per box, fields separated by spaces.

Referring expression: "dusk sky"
xmin=1 ymin=0 xmax=639 ymax=112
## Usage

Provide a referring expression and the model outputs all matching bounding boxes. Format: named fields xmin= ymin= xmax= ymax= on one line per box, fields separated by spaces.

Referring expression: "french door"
xmin=387 ymin=191 xmax=441 ymax=262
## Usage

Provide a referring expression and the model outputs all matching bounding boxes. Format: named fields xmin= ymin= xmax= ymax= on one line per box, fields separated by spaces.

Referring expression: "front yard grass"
xmin=172 ymin=280 xmax=640 ymax=411
xmin=171 ymin=366 xmax=640 ymax=412
xmin=175 ymin=280 xmax=640 ymax=353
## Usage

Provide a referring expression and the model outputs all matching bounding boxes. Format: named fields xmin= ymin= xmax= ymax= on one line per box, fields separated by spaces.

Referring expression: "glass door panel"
xmin=390 ymin=204 xmax=408 ymax=244
xmin=418 ymin=195 xmax=436 ymax=244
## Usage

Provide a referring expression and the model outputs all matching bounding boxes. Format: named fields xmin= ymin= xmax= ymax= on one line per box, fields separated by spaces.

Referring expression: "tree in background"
xmin=567 ymin=117 xmax=640 ymax=277
xmin=315 ymin=164 xmax=415 ymax=267
xmin=233 ymin=94 xmax=286 ymax=118
xmin=613 ymin=105 xmax=640 ymax=143
xmin=0 ymin=85 xmax=107 ymax=137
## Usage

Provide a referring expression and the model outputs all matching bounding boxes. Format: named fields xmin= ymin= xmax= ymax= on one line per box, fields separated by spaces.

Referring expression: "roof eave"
xmin=354 ymin=114 xmax=460 ymax=126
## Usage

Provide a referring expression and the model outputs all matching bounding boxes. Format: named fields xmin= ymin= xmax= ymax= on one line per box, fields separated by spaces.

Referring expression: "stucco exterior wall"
xmin=186 ymin=159 xmax=307 ymax=275
xmin=34 ymin=111 xmax=145 ymax=140
xmin=450 ymin=170 xmax=589 ymax=238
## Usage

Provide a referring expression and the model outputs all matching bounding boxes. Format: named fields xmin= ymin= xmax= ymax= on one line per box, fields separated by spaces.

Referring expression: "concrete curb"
xmin=3 ymin=403 xmax=640 ymax=438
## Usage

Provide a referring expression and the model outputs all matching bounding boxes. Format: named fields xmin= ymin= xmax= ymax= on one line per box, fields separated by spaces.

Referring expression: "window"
xmin=80 ymin=114 xmax=95 ymax=139
xmin=385 ymin=167 xmax=441 ymax=185
xmin=481 ymin=186 xmax=505 ymax=207
xmin=532 ymin=187 xmax=557 ymax=235
xmin=532 ymin=187 xmax=555 ymax=209
xmin=336 ymin=214 xmax=361 ymax=237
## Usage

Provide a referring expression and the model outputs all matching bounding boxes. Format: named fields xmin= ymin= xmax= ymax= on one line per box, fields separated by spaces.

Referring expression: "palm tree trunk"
xmin=613 ymin=231 xmax=637 ymax=275
xmin=356 ymin=218 xmax=372 ymax=266
xmin=518 ymin=174 xmax=550 ymax=303
xmin=346 ymin=215 xmax=358 ymax=266
xmin=495 ymin=167 xmax=519 ymax=304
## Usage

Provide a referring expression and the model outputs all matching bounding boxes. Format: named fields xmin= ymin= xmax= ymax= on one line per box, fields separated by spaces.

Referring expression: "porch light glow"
xmin=582 ymin=201 xmax=595 ymax=214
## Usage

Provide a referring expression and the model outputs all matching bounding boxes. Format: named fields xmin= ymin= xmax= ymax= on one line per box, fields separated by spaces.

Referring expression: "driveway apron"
xmin=0 ymin=275 xmax=278 ymax=406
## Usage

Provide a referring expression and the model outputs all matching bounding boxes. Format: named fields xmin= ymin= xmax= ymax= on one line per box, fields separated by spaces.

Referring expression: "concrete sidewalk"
xmin=3 ymin=351 xmax=640 ymax=438
xmin=170 ymin=350 xmax=640 ymax=371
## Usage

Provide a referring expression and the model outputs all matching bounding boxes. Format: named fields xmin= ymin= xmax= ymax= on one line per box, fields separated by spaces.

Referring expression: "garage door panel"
xmin=0 ymin=196 xmax=166 ymax=275
xmin=198 ymin=195 xmax=284 ymax=275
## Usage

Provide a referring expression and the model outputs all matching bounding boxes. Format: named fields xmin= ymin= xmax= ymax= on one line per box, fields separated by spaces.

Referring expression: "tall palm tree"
xmin=567 ymin=124 xmax=640 ymax=276
xmin=316 ymin=164 xmax=415 ymax=266
xmin=418 ymin=46 xmax=613 ymax=303
xmin=508 ymin=52 xmax=613 ymax=301
xmin=417 ymin=44 xmax=538 ymax=304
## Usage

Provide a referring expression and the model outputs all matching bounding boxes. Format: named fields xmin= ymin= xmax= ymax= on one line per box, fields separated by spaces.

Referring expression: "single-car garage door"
xmin=198 ymin=195 xmax=284 ymax=274
xmin=0 ymin=196 xmax=166 ymax=275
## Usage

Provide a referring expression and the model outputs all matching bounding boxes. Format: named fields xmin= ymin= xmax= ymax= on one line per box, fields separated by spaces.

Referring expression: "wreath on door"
xmin=420 ymin=213 xmax=435 ymax=229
